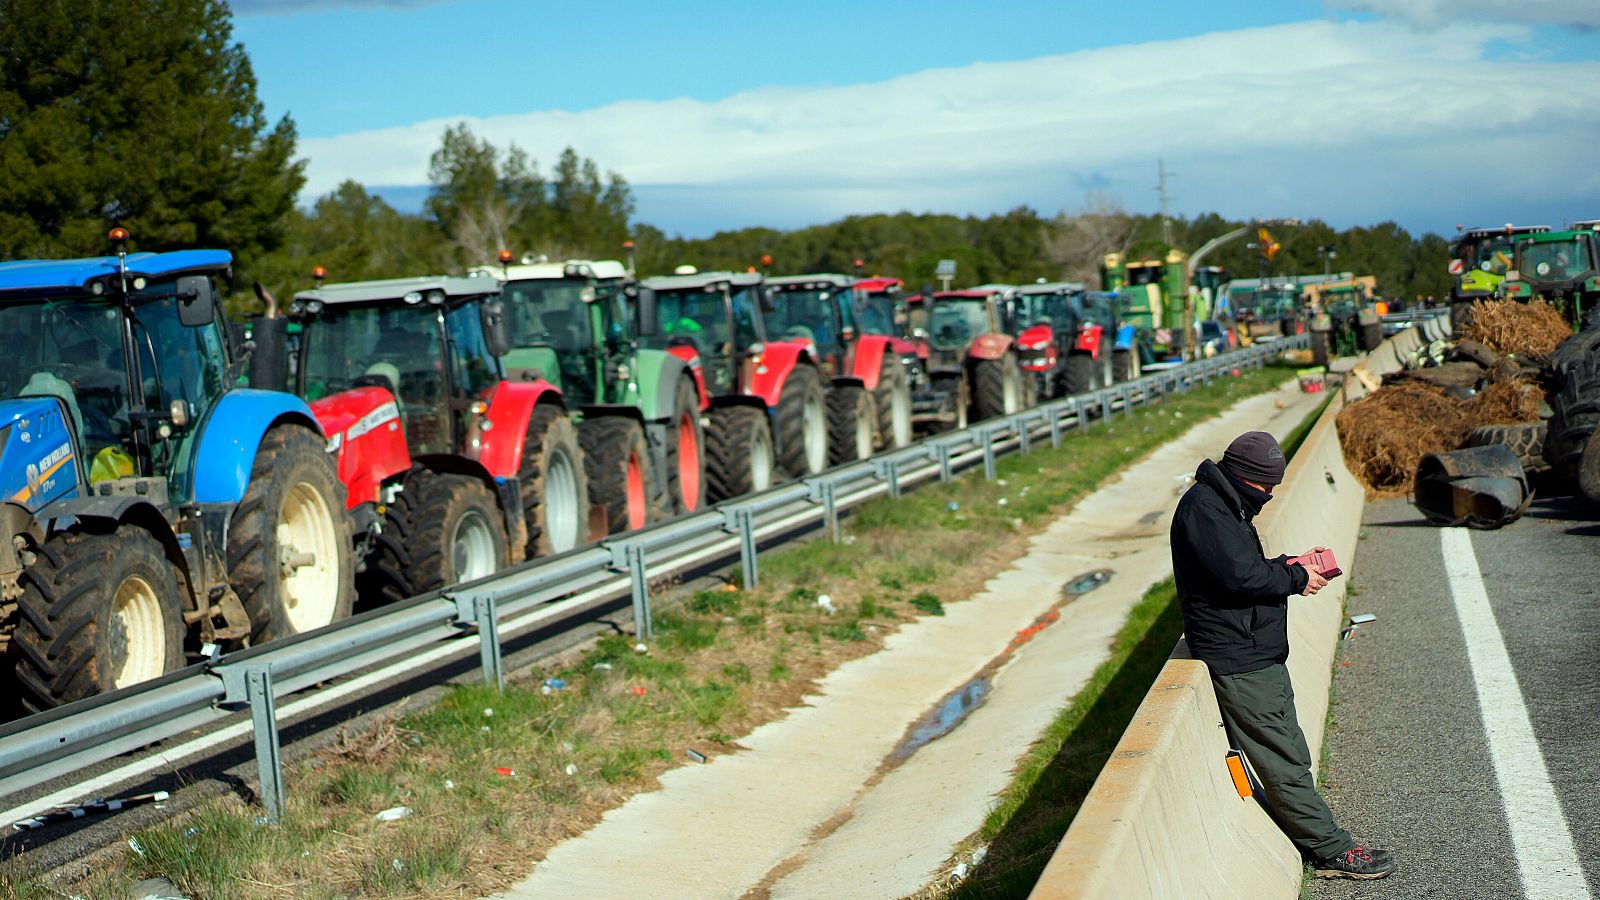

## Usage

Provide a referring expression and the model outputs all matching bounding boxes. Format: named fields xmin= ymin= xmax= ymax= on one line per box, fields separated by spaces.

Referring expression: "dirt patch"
xmin=1459 ymin=298 xmax=1571 ymax=357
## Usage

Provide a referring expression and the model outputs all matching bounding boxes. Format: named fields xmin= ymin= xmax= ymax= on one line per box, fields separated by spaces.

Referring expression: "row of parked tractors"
xmin=0 ymin=233 xmax=1147 ymax=713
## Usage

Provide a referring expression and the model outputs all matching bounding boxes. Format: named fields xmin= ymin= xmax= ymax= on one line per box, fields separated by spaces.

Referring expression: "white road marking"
xmin=1441 ymin=528 xmax=1590 ymax=900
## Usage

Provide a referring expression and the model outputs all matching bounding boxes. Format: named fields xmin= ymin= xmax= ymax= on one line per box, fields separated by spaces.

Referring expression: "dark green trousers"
xmin=1211 ymin=662 xmax=1353 ymax=860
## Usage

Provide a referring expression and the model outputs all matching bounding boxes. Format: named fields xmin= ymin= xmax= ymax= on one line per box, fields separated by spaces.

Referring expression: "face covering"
xmin=1224 ymin=468 xmax=1274 ymax=519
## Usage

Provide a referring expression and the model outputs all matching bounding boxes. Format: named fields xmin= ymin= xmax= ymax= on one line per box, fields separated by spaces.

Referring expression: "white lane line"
xmin=1441 ymin=528 xmax=1590 ymax=900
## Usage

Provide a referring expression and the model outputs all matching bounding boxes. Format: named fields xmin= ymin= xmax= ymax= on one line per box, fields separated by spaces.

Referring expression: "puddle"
xmin=892 ymin=677 xmax=991 ymax=760
xmin=1137 ymin=510 xmax=1164 ymax=525
xmin=1062 ymin=568 xmax=1114 ymax=598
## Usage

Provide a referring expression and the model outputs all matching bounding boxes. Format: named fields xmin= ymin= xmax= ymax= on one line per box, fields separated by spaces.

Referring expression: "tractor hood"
xmin=0 ymin=396 xmax=82 ymax=512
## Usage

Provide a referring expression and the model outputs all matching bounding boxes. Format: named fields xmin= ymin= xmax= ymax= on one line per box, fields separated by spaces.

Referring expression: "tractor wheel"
xmin=228 ymin=425 xmax=353 ymax=644
xmin=1062 ymin=353 xmax=1096 ymax=396
xmin=1578 ymin=430 xmax=1600 ymax=507
xmin=874 ymin=356 xmax=913 ymax=450
xmin=665 ymin=375 xmax=706 ymax=515
xmin=520 ymin=404 xmax=588 ymax=558
xmin=1311 ymin=331 xmax=1331 ymax=368
xmin=828 ymin=385 xmax=876 ymax=465
xmin=972 ymin=354 xmax=1022 ymax=421
xmin=706 ymin=405 xmax=776 ymax=501
xmin=581 ymin=417 xmax=657 ymax=535
xmin=928 ymin=373 xmax=969 ymax=431
xmin=1545 ymin=356 xmax=1600 ymax=476
xmin=1112 ymin=348 xmax=1141 ymax=383
xmin=13 ymin=528 xmax=184 ymax=712
xmin=362 ymin=471 xmax=507 ymax=605
xmin=776 ymin=363 xmax=827 ymax=477
xmin=1465 ymin=423 xmax=1548 ymax=473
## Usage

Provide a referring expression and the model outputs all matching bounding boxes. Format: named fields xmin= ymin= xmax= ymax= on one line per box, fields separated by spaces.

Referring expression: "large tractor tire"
xmin=360 ymin=470 xmax=508 ymax=606
xmin=929 ymin=373 xmax=969 ymax=432
xmin=229 ymin=425 xmax=353 ymax=645
xmin=775 ymin=363 xmax=828 ymax=478
xmin=521 ymin=404 xmax=588 ymax=558
xmin=13 ymin=528 xmax=184 ymax=712
xmin=1465 ymin=423 xmax=1548 ymax=473
xmin=581 ymin=416 xmax=657 ymax=535
xmin=874 ymin=357 xmax=913 ymax=450
xmin=972 ymin=354 xmax=1023 ymax=422
xmin=1579 ymin=431 xmax=1600 ymax=507
xmin=1311 ymin=330 xmax=1331 ymax=368
xmin=1062 ymin=350 xmax=1104 ymax=396
xmin=706 ymin=405 xmax=776 ymax=501
xmin=1545 ymin=355 xmax=1600 ymax=476
xmin=828 ymin=385 xmax=877 ymax=465
xmin=665 ymin=376 xmax=706 ymax=515
xmin=1112 ymin=347 xmax=1141 ymax=383
xmin=1359 ymin=320 xmax=1384 ymax=352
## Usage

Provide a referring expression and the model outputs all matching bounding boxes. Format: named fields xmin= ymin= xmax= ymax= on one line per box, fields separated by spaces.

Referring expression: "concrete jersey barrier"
xmin=1031 ymin=323 xmax=1445 ymax=899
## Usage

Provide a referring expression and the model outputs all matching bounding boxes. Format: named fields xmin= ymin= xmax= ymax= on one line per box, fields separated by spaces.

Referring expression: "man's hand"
xmin=1293 ymin=563 xmax=1329 ymax=596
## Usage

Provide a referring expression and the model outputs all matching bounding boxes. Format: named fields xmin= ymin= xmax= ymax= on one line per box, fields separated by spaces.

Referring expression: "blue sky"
xmin=232 ymin=0 xmax=1600 ymax=238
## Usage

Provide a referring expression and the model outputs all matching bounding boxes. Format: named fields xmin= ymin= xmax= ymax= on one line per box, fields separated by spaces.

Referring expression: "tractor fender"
xmin=848 ymin=335 xmax=892 ymax=390
xmin=965 ymin=333 xmax=1014 ymax=362
xmin=1075 ymin=323 xmax=1105 ymax=358
xmin=476 ymin=380 xmax=563 ymax=480
xmin=309 ymin=386 xmax=412 ymax=509
xmin=35 ymin=494 xmax=186 ymax=586
xmin=0 ymin=397 xmax=81 ymax=512
xmin=665 ymin=345 xmax=711 ymax=410
xmin=632 ymin=350 xmax=692 ymax=422
xmin=193 ymin=390 xmax=324 ymax=505
xmin=887 ymin=337 xmax=920 ymax=358
xmin=745 ymin=341 xmax=812 ymax=409
xmin=1114 ymin=323 xmax=1139 ymax=351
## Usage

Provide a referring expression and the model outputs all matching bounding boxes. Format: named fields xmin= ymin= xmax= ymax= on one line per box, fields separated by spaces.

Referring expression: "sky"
xmin=231 ymin=0 xmax=1600 ymax=239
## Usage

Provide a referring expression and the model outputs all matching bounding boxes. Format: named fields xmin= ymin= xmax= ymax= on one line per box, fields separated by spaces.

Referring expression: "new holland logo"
xmin=25 ymin=462 xmax=40 ymax=497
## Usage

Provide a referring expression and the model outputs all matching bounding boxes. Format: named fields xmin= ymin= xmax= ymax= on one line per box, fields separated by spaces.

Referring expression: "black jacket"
xmin=1170 ymin=459 xmax=1310 ymax=676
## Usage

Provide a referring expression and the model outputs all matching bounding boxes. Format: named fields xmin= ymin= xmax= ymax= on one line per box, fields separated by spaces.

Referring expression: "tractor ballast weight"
xmin=0 ymin=246 xmax=354 ymax=711
xmin=637 ymin=270 xmax=827 ymax=502
xmin=285 ymin=275 xmax=588 ymax=607
xmin=766 ymin=273 xmax=915 ymax=464
xmin=475 ymin=258 xmax=706 ymax=531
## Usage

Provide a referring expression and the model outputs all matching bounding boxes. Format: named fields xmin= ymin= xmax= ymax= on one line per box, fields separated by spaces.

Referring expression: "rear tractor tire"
xmin=521 ymin=404 xmax=589 ymax=558
xmin=875 ymin=357 xmax=913 ymax=450
xmin=1062 ymin=352 xmax=1097 ymax=396
xmin=359 ymin=470 xmax=509 ymax=606
xmin=1112 ymin=348 xmax=1141 ymax=383
xmin=1465 ymin=423 xmax=1548 ymax=473
xmin=229 ymin=425 xmax=354 ymax=645
xmin=972 ymin=354 xmax=1023 ymax=421
xmin=828 ymin=385 xmax=877 ymax=465
xmin=665 ymin=376 xmax=707 ymax=515
xmin=581 ymin=417 xmax=658 ymax=535
xmin=776 ymin=364 xmax=828 ymax=478
xmin=706 ymin=405 xmax=776 ymax=502
xmin=12 ymin=528 xmax=184 ymax=712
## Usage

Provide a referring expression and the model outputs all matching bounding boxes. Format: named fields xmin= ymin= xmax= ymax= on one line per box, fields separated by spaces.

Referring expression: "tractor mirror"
xmin=635 ymin=288 xmax=661 ymax=337
xmin=175 ymin=275 xmax=217 ymax=327
xmin=481 ymin=299 xmax=512 ymax=356
xmin=759 ymin=287 xmax=777 ymax=314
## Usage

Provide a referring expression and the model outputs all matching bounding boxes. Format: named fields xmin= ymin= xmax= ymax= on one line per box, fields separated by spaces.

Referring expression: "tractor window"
xmin=1476 ymin=238 xmax=1515 ymax=274
xmin=301 ymin=303 xmax=451 ymax=455
xmin=0 ymin=297 xmax=131 ymax=464
xmin=130 ymin=287 xmax=228 ymax=420
xmin=929 ymin=299 xmax=988 ymax=351
xmin=500 ymin=279 xmax=594 ymax=354
xmin=767 ymin=289 xmax=837 ymax=350
xmin=1520 ymin=239 xmax=1591 ymax=282
xmin=855 ymin=294 xmax=897 ymax=336
xmin=444 ymin=302 xmax=502 ymax=401
xmin=1125 ymin=265 xmax=1163 ymax=286
xmin=729 ymin=286 xmax=763 ymax=350
xmin=1015 ymin=294 xmax=1071 ymax=330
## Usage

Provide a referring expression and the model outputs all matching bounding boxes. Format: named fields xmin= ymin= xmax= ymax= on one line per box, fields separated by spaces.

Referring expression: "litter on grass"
xmin=373 ymin=806 xmax=412 ymax=822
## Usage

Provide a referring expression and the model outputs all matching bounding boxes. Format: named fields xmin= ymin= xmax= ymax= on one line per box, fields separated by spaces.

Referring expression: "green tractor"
xmin=1304 ymin=276 xmax=1384 ymax=366
xmin=1447 ymin=224 xmax=1550 ymax=327
xmin=1501 ymin=227 xmax=1600 ymax=330
xmin=1101 ymin=247 xmax=1194 ymax=376
xmin=473 ymin=258 xmax=706 ymax=533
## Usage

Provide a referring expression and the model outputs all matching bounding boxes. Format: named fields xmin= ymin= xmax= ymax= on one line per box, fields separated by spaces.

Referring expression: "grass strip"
xmin=4 ymin=366 xmax=1296 ymax=900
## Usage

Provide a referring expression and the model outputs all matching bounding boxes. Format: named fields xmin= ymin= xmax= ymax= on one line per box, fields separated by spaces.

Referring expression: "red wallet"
xmin=1288 ymin=548 xmax=1342 ymax=578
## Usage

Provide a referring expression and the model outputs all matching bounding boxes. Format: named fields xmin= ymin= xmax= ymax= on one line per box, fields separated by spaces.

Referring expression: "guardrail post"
xmin=474 ymin=595 xmax=504 ymax=692
xmin=723 ymin=507 xmax=759 ymax=590
xmin=247 ymin=669 xmax=285 ymax=822
xmin=1120 ymin=384 xmax=1132 ymax=415
xmin=1067 ymin=396 xmax=1082 ymax=432
xmin=1012 ymin=416 xmax=1031 ymax=454
xmin=809 ymin=479 xmax=841 ymax=542
xmin=1049 ymin=410 xmax=1062 ymax=448
xmin=981 ymin=430 xmax=997 ymax=480
xmin=625 ymin=543 xmax=652 ymax=640
xmin=935 ymin=442 xmax=953 ymax=482
xmin=873 ymin=457 xmax=903 ymax=499
xmin=1102 ymin=389 xmax=1115 ymax=424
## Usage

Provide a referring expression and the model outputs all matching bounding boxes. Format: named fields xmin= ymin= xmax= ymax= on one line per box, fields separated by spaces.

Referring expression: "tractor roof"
xmin=1017 ymin=281 xmax=1086 ymax=296
xmin=854 ymin=276 xmax=903 ymax=294
xmin=475 ymin=259 xmax=630 ymax=282
xmin=294 ymin=275 xmax=500 ymax=306
xmin=641 ymin=271 xmax=763 ymax=292
xmin=1575 ymin=220 xmax=1600 ymax=230
xmin=766 ymin=273 xmax=853 ymax=290
xmin=1455 ymin=225 xmax=1550 ymax=240
xmin=1519 ymin=229 xmax=1597 ymax=244
xmin=934 ymin=287 xmax=1007 ymax=300
xmin=0 ymin=250 xmax=232 ymax=296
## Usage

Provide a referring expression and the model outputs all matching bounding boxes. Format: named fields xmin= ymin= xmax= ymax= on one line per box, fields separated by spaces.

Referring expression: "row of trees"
xmin=0 ymin=0 xmax=1454 ymax=308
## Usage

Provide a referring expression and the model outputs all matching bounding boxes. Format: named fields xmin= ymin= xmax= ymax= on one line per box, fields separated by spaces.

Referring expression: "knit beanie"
xmin=1220 ymin=431 xmax=1287 ymax=486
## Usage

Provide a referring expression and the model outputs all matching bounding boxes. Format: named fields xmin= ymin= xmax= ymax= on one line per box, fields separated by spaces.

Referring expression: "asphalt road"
xmin=1311 ymin=494 xmax=1600 ymax=899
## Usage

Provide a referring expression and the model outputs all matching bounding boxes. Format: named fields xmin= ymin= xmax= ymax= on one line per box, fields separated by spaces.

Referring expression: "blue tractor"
xmin=0 ymin=233 xmax=354 ymax=713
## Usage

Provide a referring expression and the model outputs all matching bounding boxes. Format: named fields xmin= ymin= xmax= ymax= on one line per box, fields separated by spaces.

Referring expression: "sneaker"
xmin=1313 ymin=845 xmax=1395 ymax=879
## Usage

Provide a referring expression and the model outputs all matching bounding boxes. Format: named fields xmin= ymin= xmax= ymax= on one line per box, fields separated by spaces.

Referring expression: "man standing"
xmin=1170 ymin=431 xmax=1394 ymax=880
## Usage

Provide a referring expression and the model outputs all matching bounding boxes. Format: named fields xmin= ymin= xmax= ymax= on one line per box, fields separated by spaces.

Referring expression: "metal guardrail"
xmin=0 ymin=339 xmax=1301 ymax=823
xmin=1381 ymin=306 xmax=1449 ymax=336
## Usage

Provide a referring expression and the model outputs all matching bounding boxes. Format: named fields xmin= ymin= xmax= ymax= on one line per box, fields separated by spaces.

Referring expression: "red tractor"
xmin=1011 ymin=281 xmax=1117 ymax=397
xmin=255 ymin=275 xmax=589 ymax=606
xmin=765 ymin=273 xmax=916 ymax=463
xmin=636 ymin=270 xmax=828 ymax=501
xmin=904 ymin=286 xmax=1032 ymax=431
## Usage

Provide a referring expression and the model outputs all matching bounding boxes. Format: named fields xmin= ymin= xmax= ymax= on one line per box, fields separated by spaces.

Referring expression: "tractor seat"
xmin=362 ymin=362 xmax=405 ymax=422
xmin=783 ymin=325 xmax=816 ymax=344
xmin=21 ymin=371 xmax=85 ymax=446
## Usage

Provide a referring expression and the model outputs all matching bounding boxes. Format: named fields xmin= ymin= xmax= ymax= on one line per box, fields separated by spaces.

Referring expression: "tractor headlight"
xmin=403 ymin=291 xmax=424 ymax=305
xmin=427 ymin=290 xmax=446 ymax=305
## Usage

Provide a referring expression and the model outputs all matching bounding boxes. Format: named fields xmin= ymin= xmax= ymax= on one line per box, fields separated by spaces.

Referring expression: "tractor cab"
xmin=1503 ymin=229 xmax=1600 ymax=325
xmin=474 ymin=259 xmax=633 ymax=407
xmin=1449 ymin=224 xmax=1551 ymax=303
xmin=852 ymin=277 xmax=907 ymax=340
xmin=640 ymin=271 xmax=772 ymax=397
xmin=764 ymin=274 xmax=859 ymax=378
xmin=925 ymin=288 xmax=1012 ymax=368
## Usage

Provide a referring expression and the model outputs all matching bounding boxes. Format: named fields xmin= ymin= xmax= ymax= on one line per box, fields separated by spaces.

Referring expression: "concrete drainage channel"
xmin=1028 ymin=320 xmax=1446 ymax=898
xmin=0 ymin=344 xmax=1295 ymax=846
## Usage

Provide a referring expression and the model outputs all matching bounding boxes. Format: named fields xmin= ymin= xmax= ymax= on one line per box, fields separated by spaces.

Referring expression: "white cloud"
xmin=298 ymin=19 xmax=1600 ymax=235
xmin=1326 ymin=0 xmax=1599 ymax=30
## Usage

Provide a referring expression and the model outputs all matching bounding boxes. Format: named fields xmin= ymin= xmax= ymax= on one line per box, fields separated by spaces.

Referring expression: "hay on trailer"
xmin=1463 ymin=377 xmax=1543 ymax=425
xmin=1337 ymin=382 xmax=1470 ymax=491
xmin=1459 ymin=299 xmax=1571 ymax=357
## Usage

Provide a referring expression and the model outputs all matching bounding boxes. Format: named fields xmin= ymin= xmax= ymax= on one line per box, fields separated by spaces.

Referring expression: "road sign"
xmin=935 ymin=259 xmax=957 ymax=278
